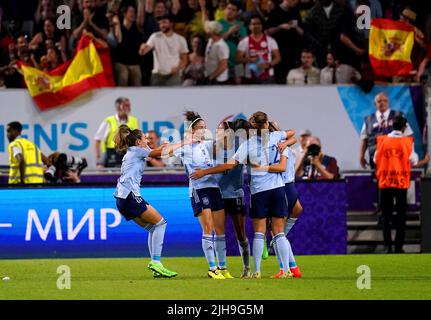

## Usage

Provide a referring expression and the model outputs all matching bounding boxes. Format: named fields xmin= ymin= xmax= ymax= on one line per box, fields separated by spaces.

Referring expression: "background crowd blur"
xmin=2 ymin=0 xmax=431 ymax=88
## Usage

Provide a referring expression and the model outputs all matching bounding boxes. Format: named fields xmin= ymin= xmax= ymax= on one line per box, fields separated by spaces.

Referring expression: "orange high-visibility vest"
xmin=375 ymin=135 xmax=413 ymax=189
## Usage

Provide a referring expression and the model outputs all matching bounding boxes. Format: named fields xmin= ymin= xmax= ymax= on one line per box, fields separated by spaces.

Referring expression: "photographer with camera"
xmin=295 ymin=136 xmax=339 ymax=180
xmin=44 ymin=152 xmax=88 ymax=184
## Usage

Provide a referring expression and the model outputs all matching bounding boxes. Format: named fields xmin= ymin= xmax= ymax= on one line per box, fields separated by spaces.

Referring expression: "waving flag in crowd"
xmin=18 ymin=34 xmax=114 ymax=110
xmin=369 ymin=18 xmax=415 ymax=77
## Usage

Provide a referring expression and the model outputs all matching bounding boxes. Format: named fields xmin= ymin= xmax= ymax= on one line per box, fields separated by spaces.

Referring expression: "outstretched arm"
xmin=190 ymin=159 xmax=239 ymax=180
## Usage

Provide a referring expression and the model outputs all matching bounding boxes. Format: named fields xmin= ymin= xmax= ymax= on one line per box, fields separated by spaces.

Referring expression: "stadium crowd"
xmin=1 ymin=0 xmax=431 ymax=88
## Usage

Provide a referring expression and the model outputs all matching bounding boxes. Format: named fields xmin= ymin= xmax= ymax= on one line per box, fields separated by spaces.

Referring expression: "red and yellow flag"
xmin=19 ymin=35 xmax=114 ymax=110
xmin=369 ymin=18 xmax=415 ymax=77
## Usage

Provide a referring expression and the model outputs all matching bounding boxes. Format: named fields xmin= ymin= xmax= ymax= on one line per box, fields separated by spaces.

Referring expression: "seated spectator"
xmin=72 ymin=0 xmax=110 ymax=43
xmin=183 ymin=33 xmax=206 ymax=86
xmin=146 ymin=130 xmax=167 ymax=167
xmin=296 ymin=136 xmax=339 ymax=180
xmin=266 ymin=0 xmax=304 ymax=84
xmin=236 ymin=14 xmax=281 ymax=84
xmin=320 ymin=50 xmax=361 ymax=84
xmin=29 ymin=18 xmax=67 ymax=61
xmin=287 ymin=48 xmax=320 ymax=84
xmin=204 ymin=20 xmax=229 ymax=84
xmin=304 ymin=0 xmax=345 ymax=68
xmin=113 ymin=5 xmax=144 ymax=86
xmin=139 ymin=14 xmax=189 ymax=86
xmin=213 ymin=0 xmax=247 ymax=84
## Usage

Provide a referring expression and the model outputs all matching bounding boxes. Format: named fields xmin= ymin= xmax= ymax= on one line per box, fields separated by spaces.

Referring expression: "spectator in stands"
xmin=338 ymin=2 xmax=367 ymax=72
xmin=34 ymin=0 xmax=56 ymax=33
xmin=359 ymin=92 xmax=413 ymax=169
xmin=266 ymin=0 xmax=304 ymax=84
xmin=398 ymin=8 xmax=427 ymax=77
xmin=304 ymin=0 xmax=345 ymax=68
xmin=45 ymin=47 xmax=62 ymax=70
xmin=215 ymin=0 xmax=247 ymax=84
xmin=146 ymin=130 xmax=167 ymax=167
xmin=236 ymin=14 xmax=281 ymax=84
xmin=173 ymin=0 xmax=207 ymax=39
xmin=204 ymin=20 xmax=229 ymax=84
xmin=29 ymin=18 xmax=67 ymax=61
xmin=142 ymin=0 xmax=168 ymax=36
xmin=295 ymin=135 xmax=339 ymax=180
xmin=320 ymin=50 xmax=361 ymax=84
xmin=139 ymin=14 xmax=189 ymax=86
xmin=114 ymin=5 xmax=144 ymax=86
xmin=286 ymin=48 xmax=320 ymax=84
xmin=183 ymin=33 xmax=206 ymax=86
xmin=72 ymin=0 xmax=110 ymax=42
xmin=94 ymin=97 xmax=139 ymax=167
xmin=416 ymin=44 xmax=431 ymax=82
xmin=1 ymin=35 xmax=34 ymax=88
xmin=7 ymin=121 xmax=47 ymax=184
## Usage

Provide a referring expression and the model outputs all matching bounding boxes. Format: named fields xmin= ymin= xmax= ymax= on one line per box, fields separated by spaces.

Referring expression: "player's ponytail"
xmin=184 ymin=110 xmax=203 ymax=130
xmin=113 ymin=124 xmax=143 ymax=152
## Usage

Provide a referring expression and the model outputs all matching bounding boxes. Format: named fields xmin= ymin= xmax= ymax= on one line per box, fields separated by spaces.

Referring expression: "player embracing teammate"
xmin=191 ymin=111 xmax=300 ymax=279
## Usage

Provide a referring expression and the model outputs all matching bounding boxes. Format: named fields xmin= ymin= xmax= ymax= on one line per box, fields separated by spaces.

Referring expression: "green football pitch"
xmin=1 ymin=254 xmax=430 ymax=300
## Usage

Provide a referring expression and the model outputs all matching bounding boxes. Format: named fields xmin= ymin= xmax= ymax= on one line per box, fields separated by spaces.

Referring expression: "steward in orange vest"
xmin=374 ymin=116 xmax=416 ymax=253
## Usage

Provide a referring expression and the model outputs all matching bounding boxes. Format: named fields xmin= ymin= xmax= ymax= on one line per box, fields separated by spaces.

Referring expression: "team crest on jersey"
xmin=261 ymin=41 xmax=267 ymax=48
xmin=202 ymin=196 xmax=210 ymax=206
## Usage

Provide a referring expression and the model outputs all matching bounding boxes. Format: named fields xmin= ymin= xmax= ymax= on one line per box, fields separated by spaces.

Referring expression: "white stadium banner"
xmin=0 ymin=86 xmax=361 ymax=170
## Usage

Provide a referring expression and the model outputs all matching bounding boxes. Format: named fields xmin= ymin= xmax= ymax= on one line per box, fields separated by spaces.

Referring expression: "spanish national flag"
xmin=369 ymin=18 xmax=415 ymax=77
xmin=18 ymin=34 xmax=114 ymax=110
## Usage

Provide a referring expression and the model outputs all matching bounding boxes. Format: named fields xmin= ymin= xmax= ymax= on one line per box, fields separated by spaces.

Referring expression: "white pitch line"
xmin=0 ymin=223 xmax=12 ymax=228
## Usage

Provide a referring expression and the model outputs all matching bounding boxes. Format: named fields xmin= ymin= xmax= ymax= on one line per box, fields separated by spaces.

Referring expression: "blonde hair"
xmin=113 ymin=124 xmax=143 ymax=152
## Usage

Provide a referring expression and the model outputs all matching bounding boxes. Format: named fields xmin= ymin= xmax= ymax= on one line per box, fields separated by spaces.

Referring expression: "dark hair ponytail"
xmin=184 ymin=110 xmax=203 ymax=130
xmin=113 ymin=124 xmax=143 ymax=152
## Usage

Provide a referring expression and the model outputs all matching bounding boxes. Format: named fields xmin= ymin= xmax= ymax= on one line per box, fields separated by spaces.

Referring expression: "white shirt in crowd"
xmin=147 ymin=32 xmax=189 ymax=75
xmin=236 ymin=35 xmax=279 ymax=79
xmin=373 ymin=130 xmax=418 ymax=165
xmin=360 ymin=109 xmax=413 ymax=140
xmin=94 ymin=114 xmax=128 ymax=142
xmin=205 ymin=38 xmax=229 ymax=82
xmin=287 ymin=67 xmax=320 ymax=85
xmin=320 ymin=64 xmax=361 ymax=84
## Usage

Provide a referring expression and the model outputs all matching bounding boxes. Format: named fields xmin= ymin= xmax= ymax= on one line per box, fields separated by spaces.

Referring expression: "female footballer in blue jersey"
xmin=113 ymin=125 xmax=186 ymax=278
xmin=191 ymin=111 xmax=296 ymax=279
xmin=267 ymin=121 xmax=303 ymax=278
xmin=173 ymin=111 xmax=233 ymax=280
xmin=214 ymin=119 xmax=252 ymax=278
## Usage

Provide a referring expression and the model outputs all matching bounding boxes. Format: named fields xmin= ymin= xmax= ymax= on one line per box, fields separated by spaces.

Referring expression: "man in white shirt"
xmin=286 ymin=49 xmax=320 ymax=85
xmin=320 ymin=51 xmax=361 ymax=84
xmin=204 ymin=20 xmax=229 ymax=84
xmin=359 ymin=92 xmax=413 ymax=169
xmin=139 ymin=14 xmax=189 ymax=86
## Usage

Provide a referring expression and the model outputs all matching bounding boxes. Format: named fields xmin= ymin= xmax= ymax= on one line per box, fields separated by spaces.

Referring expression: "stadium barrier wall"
xmin=0 ymin=181 xmax=347 ymax=259
xmin=0 ymin=85 xmax=426 ymax=171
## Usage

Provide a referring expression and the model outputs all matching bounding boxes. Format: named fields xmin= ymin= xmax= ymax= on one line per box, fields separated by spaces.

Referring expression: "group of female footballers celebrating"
xmin=113 ymin=110 xmax=303 ymax=280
